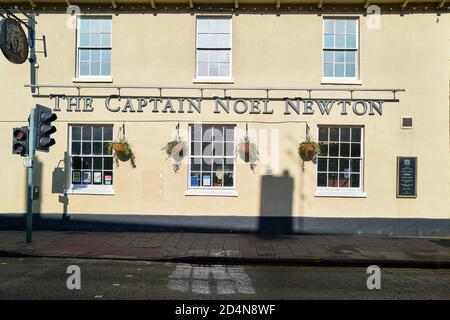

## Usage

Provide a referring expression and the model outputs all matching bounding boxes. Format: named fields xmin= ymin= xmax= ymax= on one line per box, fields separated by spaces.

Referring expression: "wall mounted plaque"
xmin=397 ymin=157 xmax=417 ymax=198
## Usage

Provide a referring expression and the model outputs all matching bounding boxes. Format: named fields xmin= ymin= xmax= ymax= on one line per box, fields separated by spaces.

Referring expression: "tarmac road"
xmin=0 ymin=257 xmax=449 ymax=300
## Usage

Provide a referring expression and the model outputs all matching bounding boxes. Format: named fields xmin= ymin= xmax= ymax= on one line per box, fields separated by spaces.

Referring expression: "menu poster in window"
xmin=93 ymin=172 xmax=102 ymax=184
xmin=105 ymin=175 xmax=112 ymax=185
xmin=202 ymin=174 xmax=211 ymax=186
xmin=397 ymin=157 xmax=417 ymax=198
xmin=72 ymin=171 xmax=81 ymax=184
xmin=82 ymin=172 xmax=92 ymax=184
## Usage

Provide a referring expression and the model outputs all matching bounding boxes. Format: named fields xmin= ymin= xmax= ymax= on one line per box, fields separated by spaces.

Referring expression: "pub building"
xmin=0 ymin=0 xmax=448 ymax=236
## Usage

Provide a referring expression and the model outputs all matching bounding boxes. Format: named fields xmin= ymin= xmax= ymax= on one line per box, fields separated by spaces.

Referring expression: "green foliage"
xmin=161 ymin=138 xmax=186 ymax=158
xmin=107 ymin=138 xmax=136 ymax=168
xmin=299 ymin=134 xmax=321 ymax=162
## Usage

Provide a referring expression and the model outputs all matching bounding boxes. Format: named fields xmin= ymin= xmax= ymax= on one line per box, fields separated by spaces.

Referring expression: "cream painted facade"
xmin=0 ymin=2 xmax=449 ymax=235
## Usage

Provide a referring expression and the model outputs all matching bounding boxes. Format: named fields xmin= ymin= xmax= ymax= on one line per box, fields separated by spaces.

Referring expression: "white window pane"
xmin=335 ymin=51 xmax=344 ymax=63
xmin=219 ymin=63 xmax=230 ymax=77
xmin=91 ymin=62 xmax=101 ymax=75
xmin=335 ymin=64 xmax=345 ymax=77
xmin=324 ymin=51 xmax=333 ymax=63
xmin=79 ymin=19 xmax=90 ymax=32
xmin=101 ymin=62 xmax=111 ymax=76
xmin=346 ymin=34 xmax=356 ymax=49
xmin=209 ymin=63 xmax=219 ymax=76
xmin=80 ymin=34 xmax=89 ymax=46
xmin=335 ymin=35 xmax=345 ymax=49
xmin=197 ymin=50 xmax=208 ymax=62
xmin=102 ymin=50 xmax=111 ymax=62
xmin=90 ymin=34 xmax=101 ymax=47
xmin=209 ymin=50 xmax=219 ymax=63
xmin=80 ymin=49 xmax=90 ymax=62
xmin=346 ymin=19 xmax=357 ymax=34
xmin=219 ymin=19 xmax=231 ymax=33
xmin=101 ymin=34 xmax=111 ymax=47
xmin=324 ymin=35 xmax=334 ymax=48
xmin=324 ymin=63 xmax=333 ymax=77
xmin=209 ymin=19 xmax=222 ymax=33
xmin=345 ymin=51 xmax=355 ymax=63
xmin=90 ymin=19 xmax=102 ymax=33
xmin=220 ymin=34 xmax=230 ymax=48
xmin=91 ymin=49 xmax=101 ymax=62
xmin=208 ymin=34 xmax=220 ymax=48
xmin=79 ymin=62 xmax=89 ymax=76
xmin=101 ymin=19 xmax=112 ymax=33
xmin=220 ymin=50 xmax=230 ymax=63
xmin=346 ymin=64 xmax=355 ymax=77
xmin=335 ymin=20 xmax=345 ymax=34
xmin=197 ymin=34 xmax=209 ymax=48
xmin=324 ymin=19 xmax=334 ymax=34
xmin=197 ymin=62 xmax=208 ymax=76
xmin=197 ymin=19 xmax=209 ymax=33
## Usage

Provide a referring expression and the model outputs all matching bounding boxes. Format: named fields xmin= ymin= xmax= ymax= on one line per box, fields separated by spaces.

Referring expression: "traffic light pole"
xmin=26 ymin=108 xmax=36 ymax=243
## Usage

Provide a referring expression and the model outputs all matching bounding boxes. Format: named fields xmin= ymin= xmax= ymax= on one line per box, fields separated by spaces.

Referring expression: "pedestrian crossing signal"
xmin=12 ymin=127 xmax=29 ymax=156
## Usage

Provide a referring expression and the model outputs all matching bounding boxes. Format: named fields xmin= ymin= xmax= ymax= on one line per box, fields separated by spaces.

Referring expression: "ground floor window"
xmin=188 ymin=124 xmax=235 ymax=191
xmin=316 ymin=125 xmax=364 ymax=195
xmin=69 ymin=125 xmax=114 ymax=187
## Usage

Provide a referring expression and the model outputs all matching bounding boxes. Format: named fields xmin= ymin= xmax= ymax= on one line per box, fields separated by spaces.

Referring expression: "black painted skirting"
xmin=0 ymin=214 xmax=449 ymax=237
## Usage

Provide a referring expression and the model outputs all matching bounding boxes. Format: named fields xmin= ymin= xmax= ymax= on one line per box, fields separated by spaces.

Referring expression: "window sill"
xmin=72 ymin=77 xmax=113 ymax=83
xmin=185 ymin=189 xmax=238 ymax=197
xmin=314 ymin=190 xmax=367 ymax=198
xmin=321 ymin=78 xmax=362 ymax=85
xmin=192 ymin=77 xmax=234 ymax=84
xmin=65 ymin=186 xmax=115 ymax=195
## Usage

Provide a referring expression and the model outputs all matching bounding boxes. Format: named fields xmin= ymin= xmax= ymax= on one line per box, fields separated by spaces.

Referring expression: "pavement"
xmin=0 ymin=231 xmax=450 ymax=268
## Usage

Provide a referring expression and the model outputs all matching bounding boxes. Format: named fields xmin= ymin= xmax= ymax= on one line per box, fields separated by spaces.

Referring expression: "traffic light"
xmin=34 ymin=105 xmax=57 ymax=152
xmin=12 ymin=127 xmax=29 ymax=156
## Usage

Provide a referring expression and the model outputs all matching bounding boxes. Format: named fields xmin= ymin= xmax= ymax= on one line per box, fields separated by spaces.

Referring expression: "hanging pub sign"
xmin=0 ymin=17 xmax=29 ymax=64
xmin=397 ymin=157 xmax=417 ymax=198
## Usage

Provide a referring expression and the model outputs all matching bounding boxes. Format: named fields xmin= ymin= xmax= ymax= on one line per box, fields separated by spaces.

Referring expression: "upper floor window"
xmin=195 ymin=17 xmax=232 ymax=81
xmin=76 ymin=17 xmax=112 ymax=79
xmin=323 ymin=18 xmax=358 ymax=80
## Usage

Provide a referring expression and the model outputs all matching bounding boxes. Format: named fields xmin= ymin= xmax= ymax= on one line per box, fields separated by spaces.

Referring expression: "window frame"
xmin=193 ymin=16 xmax=234 ymax=84
xmin=75 ymin=16 xmax=113 ymax=82
xmin=65 ymin=124 xmax=115 ymax=195
xmin=315 ymin=125 xmax=367 ymax=198
xmin=321 ymin=17 xmax=361 ymax=84
xmin=185 ymin=123 xmax=238 ymax=197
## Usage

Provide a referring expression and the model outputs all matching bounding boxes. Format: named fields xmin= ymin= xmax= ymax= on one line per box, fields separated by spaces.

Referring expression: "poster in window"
xmin=72 ymin=171 xmax=81 ymax=184
xmin=93 ymin=172 xmax=102 ymax=184
xmin=202 ymin=174 xmax=211 ymax=186
xmin=104 ymin=174 xmax=112 ymax=185
xmin=191 ymin=175 xmax=199 ymax=187
xmin=82 ymin=171 xmax=92 ymax=184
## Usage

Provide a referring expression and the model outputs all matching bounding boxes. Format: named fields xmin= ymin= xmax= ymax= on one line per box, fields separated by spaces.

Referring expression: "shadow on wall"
xmin=258 ymin=170 xmax=294 ymax=234
xmin=51 ymin=152 xmax=69 ymax=221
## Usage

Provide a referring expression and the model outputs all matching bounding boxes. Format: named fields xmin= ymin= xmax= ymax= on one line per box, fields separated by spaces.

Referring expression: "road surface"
xmin=0 ymin=257 xmax=449 ymax=299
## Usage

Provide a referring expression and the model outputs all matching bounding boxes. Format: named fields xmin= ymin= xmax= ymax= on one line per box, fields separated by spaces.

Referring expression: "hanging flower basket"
xmin=237 ymin=136 xmax=258 ymax=168
xmin=162 ymin=137 xmax=187 ymax=172
xmin=163 ymin=138 xmax=186 ymax=159
xmin=298 ymin=135 xmax=320 ymax=162
xmin=107 ymin=138 xmax=136 ymax=168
